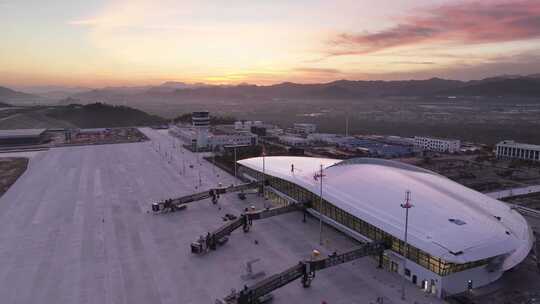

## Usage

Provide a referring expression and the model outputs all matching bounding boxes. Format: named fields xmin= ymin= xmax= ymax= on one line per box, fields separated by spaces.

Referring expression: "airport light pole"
xmin=225 ymin=144 xmax=248 ymax=180
xmin=198 ymin=165 xmax=202 ymax=187
xmin=212 ymin=145 xmax=216 ymax=174
xmin=401 ymin=190 xmax=413 ymax=301
xmin=234 ymin=146 xmax=237 ymax=179
xmin=262 ymin=145 xmax=266 ymax=198
xmin=182 ymin=152 xmax=186 ymax=175
xmin=314 ymin=164 xmax=326 ymax=246
xmin=196 ymin=141 xmax=202 ymax=187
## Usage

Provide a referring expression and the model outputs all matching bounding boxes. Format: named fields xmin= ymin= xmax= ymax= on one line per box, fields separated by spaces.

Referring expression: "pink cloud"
xmin=329 ymin=0 xmax=540 ymax=56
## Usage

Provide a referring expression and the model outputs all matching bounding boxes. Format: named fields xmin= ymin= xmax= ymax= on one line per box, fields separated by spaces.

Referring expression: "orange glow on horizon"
xmin=1 ymin=0 xmax=540 ymax=87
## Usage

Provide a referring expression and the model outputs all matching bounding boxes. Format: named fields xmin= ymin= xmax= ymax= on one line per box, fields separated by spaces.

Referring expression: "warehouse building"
xmin=278 ymin=135 xmax=312 ymax=147
xmin=0 ymin=129 xmax=47 ymax=146
xmin=237 ymin=156 xmax=534 ymax=298
xmin=496 ymin=140 xmax=540 ymax=162
xmin=293 ymin=123 xmax=317 ymax=135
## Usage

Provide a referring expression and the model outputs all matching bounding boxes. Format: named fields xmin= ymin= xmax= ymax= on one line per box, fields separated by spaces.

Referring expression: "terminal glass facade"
xmin=240 ymin=166 xmax=491 ymax=276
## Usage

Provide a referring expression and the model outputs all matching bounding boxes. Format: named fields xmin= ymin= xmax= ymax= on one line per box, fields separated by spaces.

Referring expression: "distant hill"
xmin=11 ymin=85 xmax=91 ymax=100
xmin=46 ymin=103 xmax=166 ymax=128
xmin=0 ymin=86 xmax=35 ymax=99
xmin=0 ymin=86 xmax=49 ymax=106
xmin=439 ymin=78 xmax=540 ymax=97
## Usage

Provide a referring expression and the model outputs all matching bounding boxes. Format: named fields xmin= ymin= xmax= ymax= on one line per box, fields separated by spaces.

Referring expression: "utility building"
xmin=496 ymin=140 xmax=540 ymax=162
xmin=237 ymin=156 xmax=534 ymax=298
xmin=0 ymin=129 xmax=47 ymax=146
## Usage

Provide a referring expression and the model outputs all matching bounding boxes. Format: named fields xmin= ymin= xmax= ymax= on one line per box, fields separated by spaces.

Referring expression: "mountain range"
xmin=2 ymin=74 xmax=540 ymax=107
xmin=68 ymin=74 xmax=540 ymax=102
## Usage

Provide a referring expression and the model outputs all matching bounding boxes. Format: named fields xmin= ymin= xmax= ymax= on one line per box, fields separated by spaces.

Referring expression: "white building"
xmin=238 ymin=156 xmax=533 ymax=298
xmin=234 ymin=120 xmax=263 ymax=131
xmin=170 ymin=122 xmax=257 ymax=150
xmin=278 ymin=135 xmax=312 ymax=147
xmin=414 ymin=136 xmax=461 ymax=153
xmin=496 ymin=140 xmax=540 ymax=162
xmin=208 ymin=132 xmax=257 ymax=150
xmin=266 ymin=128 xmax=284 ymax=137
xmin=293 ymin=123 xmax=317 ymax=134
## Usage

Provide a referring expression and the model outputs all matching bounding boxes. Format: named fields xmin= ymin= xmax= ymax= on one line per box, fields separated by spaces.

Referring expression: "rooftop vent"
xmin=449 ymin=218 xmax=466 ymax=226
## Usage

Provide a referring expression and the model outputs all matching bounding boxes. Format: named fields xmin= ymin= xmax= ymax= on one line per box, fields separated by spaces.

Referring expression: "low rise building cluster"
xmin=167 ymin=111 xmax=540 ymax=165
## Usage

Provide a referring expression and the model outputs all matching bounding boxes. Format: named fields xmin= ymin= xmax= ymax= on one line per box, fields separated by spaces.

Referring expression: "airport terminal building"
xmin=237 ymin=156 xmax=534 ymax=298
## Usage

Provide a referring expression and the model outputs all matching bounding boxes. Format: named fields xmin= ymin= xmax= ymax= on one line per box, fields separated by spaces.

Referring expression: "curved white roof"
xmin=238 ymin=156 xmax=533 ymax=269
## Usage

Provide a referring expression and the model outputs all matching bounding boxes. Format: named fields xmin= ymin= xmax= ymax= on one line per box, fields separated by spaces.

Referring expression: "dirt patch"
xmin=408 ymin=155 xmax=540 ymax=192
xmin=504 ymin=192 xmax=540 ymax=210
xmin=48 ymin=127 xmax=148 ymax=146
xmin=0 ymin=157 xmax=29 ymax=196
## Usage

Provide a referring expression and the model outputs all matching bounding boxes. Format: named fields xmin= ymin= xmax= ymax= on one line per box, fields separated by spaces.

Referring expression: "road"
xmin=486 ymin=185 xmax=540 ymax=200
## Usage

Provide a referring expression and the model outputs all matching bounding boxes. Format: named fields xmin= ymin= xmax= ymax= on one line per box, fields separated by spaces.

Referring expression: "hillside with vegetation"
xmin=0 ymin=103 xmax=166 ymax=129
xmin=46 ymin=103 xmax=166 ymax=128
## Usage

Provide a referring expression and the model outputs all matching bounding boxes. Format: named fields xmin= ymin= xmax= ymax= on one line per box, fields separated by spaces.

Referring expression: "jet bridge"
xmin=191 ymin=202 xmax=309 ymax=254
xmin=218 ymin=241 xmax=388 ymax=304
xmin=151 ymin=181 xmax=260 ymax=213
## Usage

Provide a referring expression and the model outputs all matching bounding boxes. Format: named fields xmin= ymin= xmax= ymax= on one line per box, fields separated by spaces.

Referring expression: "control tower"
xmin=192 ymin=111 xmax=210 ymax=149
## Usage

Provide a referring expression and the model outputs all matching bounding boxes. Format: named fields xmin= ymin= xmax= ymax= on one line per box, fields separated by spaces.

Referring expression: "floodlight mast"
xmin=400 ymin=190 xmax=413 ymax=300
xmin=313 ymin=164 xmax=326 ymax=246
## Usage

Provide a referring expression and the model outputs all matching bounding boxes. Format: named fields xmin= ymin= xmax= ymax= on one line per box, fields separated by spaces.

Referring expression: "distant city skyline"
xmin=1 ymin=0 xmax=540 ymax=87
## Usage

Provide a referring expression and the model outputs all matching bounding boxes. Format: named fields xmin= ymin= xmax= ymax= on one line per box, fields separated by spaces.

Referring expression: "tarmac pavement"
xmin=0 ymin=127 xmax=444 ymax=304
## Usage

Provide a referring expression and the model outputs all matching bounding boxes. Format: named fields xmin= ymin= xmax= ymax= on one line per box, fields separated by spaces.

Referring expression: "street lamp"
xmin=401 ymin=190 xmax=413 ymax=301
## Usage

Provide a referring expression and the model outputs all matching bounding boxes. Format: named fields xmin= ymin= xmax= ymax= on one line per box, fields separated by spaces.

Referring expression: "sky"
xmin=1 ymin=0 xmax=540 ymax=87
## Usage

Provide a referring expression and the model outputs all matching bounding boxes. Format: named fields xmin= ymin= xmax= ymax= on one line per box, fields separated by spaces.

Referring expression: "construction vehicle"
xmin=217 ymin=241 xmax=388 ymax=304
xmin=151 ymin=181 xmax=260 ymax=213
xmin=191 ymin=202 xmax=309 ymax=254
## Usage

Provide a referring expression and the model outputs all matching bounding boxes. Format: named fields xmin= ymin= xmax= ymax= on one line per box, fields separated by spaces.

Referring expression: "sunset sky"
xmin=1 ymin=0 xmax=540 ymax=87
